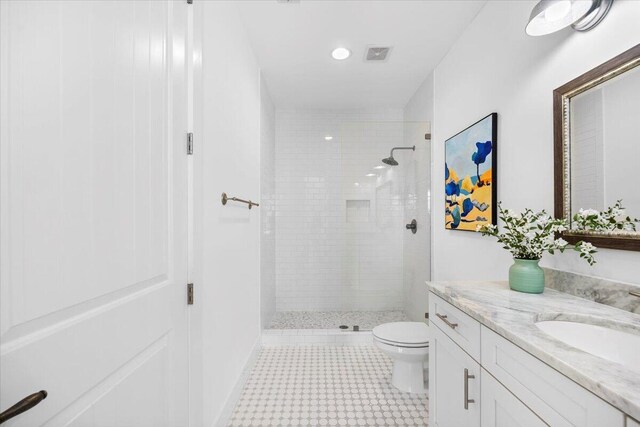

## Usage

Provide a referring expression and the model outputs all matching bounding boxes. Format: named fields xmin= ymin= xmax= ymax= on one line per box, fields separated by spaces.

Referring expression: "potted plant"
xmin=477 ymin=202 xmax=638 ymax=293
xmin=476 ymin=204 xmax=591 ymax=294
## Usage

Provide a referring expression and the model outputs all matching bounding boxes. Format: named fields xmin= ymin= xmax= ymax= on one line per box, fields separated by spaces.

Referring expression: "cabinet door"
xmin=429 ymin=323 xmax=480 ymax=427
xmin=481 ymin=369 xmax=546 ymax=427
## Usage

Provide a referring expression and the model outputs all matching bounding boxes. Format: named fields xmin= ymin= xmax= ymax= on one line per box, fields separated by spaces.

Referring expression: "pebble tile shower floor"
xmin=268 ymin=311 xmax=410 ymax=330
xmin=228 ymin=346 xmax=428 ymax=426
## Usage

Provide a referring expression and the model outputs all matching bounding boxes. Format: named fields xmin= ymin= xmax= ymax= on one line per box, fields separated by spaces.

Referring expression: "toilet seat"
xmin=373 ymin=322 xmax=429 ymax=348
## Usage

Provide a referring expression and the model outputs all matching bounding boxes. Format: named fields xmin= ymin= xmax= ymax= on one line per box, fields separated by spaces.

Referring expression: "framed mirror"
xmin=554 ymin=44 xmax=640 ymax=251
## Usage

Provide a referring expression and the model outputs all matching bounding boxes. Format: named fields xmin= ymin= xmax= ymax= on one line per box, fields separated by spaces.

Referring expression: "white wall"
xmin=275 ymin=109 xmax=407 ymax=311
xmin=402 ymin=74 xmax=433 ymax=321
xmin=260 ymin=77 xmax=276 ymax=328
xmin=192 ymin=2 xmax=263 ymax=426
xmin=422 ymin=0 xmax=640 ymax=284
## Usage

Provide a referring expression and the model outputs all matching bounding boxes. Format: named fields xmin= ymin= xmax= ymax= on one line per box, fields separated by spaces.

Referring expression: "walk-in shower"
xmin=264 ymin=111 xmax=431 ymax=339
xmin=382 ymin=145 xmax=416 ymax=166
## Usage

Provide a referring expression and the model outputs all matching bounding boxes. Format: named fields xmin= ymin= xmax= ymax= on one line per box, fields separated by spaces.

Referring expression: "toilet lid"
xmin=373 ymin=322 xmax=429 ymax=345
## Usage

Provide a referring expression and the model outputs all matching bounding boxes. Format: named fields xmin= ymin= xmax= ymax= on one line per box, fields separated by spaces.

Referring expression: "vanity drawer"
xmin=429 ymin=292 xmax=481 ymax=361
xmin=481 ymin=326 xmax=623 ymax=427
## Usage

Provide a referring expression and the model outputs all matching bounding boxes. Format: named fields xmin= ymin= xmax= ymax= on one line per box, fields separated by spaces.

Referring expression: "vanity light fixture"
xmin=331 ymin=47 xmax=351 ymax=60
xmin=525 ymin=0 xmax=613 ymax=36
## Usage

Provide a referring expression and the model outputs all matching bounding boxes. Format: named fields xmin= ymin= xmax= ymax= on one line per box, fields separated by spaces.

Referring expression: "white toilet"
xmin=373 ymin=322 xmax=429 ymax=394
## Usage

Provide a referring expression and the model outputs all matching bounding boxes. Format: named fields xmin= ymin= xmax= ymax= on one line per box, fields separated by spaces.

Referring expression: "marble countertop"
xmin=426 ymin=280 xmax=640 ymax=420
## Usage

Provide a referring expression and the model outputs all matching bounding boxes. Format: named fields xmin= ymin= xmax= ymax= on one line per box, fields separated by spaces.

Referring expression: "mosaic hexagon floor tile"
xmin=228 ymin=345 xmax=428 ymax=426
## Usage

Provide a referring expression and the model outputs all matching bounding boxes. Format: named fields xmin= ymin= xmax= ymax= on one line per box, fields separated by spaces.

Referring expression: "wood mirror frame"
xmin=553 ymin=43 xmax=640 ymax=252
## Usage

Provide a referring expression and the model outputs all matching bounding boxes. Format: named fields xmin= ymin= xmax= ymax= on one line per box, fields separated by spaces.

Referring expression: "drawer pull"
xmin=464 ymin=368 xmax=475 ymax=410
xmin=436 ymin=313 xmax=459 ymax=329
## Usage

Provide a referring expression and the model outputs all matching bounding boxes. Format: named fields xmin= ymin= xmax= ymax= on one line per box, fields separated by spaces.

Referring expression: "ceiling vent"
xmin=366 ymin=47 xmax=391 ymax=62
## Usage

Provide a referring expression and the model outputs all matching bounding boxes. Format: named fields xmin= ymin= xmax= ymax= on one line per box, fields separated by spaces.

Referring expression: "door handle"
xmin=405 ymin=219 xmax=417 ymax=234
xmin=464 ymin=369 xmax=475 ymax=410
xmin=0 ymin=390 xmax=47 ymax=424
xmin=435 ymin=313 xmax=458 ymax=329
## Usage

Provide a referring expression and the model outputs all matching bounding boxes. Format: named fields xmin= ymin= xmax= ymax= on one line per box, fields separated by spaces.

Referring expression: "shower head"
xmin=382 ymin=156 xmax=399 ymax=166
xmin=381 ymin=146 xmax=415 ymax=166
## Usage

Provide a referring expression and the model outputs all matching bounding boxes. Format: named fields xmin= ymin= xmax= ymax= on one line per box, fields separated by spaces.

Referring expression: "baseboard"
xmin=213 ymin=338 xmax=262 ymax=427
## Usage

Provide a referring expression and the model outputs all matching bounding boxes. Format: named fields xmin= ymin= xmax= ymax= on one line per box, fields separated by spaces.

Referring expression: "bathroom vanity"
xmin=427 ymin=281 xmax=640 ymax=427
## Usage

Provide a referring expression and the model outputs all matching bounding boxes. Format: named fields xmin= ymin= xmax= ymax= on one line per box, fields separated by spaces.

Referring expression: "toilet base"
xmin=391 ymin=359 xmax=427 ymax=394
xmin=374 ymin=339 xmax=429 ymax=394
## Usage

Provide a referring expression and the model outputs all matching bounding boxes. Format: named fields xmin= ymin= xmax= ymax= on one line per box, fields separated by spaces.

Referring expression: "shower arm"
xmin=388 ymin=146 xmax=415 ymax=157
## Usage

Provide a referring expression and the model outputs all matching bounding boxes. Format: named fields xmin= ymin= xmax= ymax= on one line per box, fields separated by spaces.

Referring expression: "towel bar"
xmin=221 ymin=192 xmax=259 ymax=209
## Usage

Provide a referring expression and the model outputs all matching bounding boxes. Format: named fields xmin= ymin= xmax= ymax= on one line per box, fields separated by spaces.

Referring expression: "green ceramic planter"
xmin=509 ymin=258 xmax=545 ymax=294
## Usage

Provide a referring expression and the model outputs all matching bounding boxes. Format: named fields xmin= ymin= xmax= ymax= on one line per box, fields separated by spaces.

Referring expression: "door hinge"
xmin=187 ymin=283 xmax=194 ymax=305
xmin=187 ymin=132 xmax=194 ymax=155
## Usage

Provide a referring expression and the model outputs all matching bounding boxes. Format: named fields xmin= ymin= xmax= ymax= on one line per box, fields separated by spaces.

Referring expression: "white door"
xmin=429 ymin=324 xmax=481 ymax=427
xmin=0 ymin=1 xmax=189 ymax=426
xmin=480 ymin=369 xmax=546 ymax=427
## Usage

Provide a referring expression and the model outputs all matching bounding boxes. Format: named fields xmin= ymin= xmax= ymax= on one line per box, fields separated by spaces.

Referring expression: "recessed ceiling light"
xmin=374 ymin=165 xmax=386 ymax=170
xmin=366 ymin=173 xmax=376 ymax=177
xmin=354 ymin=182 xmax=360 ymax=186
xmin=331 ymin=47 xmax=351 ymax=61
xmin=325 ymin=135 xmax=333 ymax=141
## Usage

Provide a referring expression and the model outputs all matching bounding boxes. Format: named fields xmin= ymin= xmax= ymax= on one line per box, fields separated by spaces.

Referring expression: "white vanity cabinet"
xmin=428 ymin=292 xmax=626 ymax=427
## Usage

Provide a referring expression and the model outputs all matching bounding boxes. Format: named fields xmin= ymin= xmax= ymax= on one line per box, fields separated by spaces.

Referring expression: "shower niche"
xmin=346 ymin=200 xmax=371 ymax=223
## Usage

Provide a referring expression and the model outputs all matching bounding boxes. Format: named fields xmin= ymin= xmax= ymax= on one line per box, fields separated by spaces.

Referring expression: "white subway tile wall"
xmin=275 ymin=110 xmax=408 ymax=311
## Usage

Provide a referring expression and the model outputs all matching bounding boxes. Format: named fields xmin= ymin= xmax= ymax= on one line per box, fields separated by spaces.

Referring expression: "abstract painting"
xmin=445 ymin=113 xmax=497 ymax=231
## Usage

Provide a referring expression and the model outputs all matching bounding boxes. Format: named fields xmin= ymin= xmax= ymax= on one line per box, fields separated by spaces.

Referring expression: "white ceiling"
xmin=236 ymin=0 xmax=486 ymax=110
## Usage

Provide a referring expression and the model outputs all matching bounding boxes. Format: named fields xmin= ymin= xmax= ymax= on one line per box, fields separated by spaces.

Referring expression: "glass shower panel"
xmin=339 ymin=121 xmax=406 ymax=312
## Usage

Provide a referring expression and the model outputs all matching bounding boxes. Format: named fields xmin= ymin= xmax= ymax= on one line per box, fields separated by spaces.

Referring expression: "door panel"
xmin=0 ymin=1 xmax=189 ymax=426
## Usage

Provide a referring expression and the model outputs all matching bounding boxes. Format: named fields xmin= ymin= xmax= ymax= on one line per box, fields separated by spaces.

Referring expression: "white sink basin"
xmin=536 ymin=320 xmax=640 ymax=369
